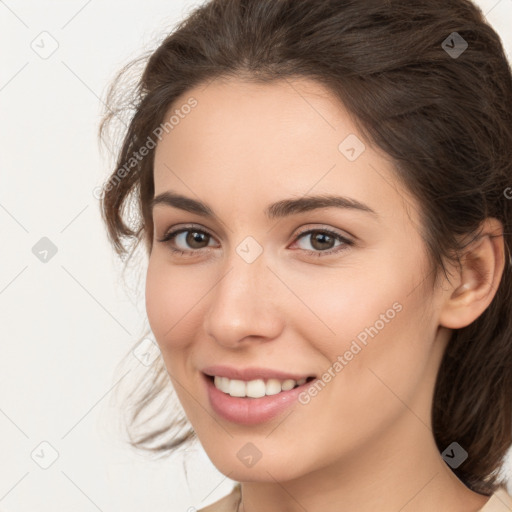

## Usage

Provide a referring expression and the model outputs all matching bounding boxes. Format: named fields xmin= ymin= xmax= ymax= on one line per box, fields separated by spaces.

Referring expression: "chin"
xmin=206 ymin=448 xmax=309 ymax=483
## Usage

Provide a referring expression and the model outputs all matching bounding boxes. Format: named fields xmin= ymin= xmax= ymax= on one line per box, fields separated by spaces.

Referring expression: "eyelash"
xmin=156 ymin=224 xmax=354 ymax=258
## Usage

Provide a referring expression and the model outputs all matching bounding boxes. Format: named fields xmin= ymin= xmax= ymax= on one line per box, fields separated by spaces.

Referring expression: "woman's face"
xmin=145 ymin=77 xmax=449 ymax=482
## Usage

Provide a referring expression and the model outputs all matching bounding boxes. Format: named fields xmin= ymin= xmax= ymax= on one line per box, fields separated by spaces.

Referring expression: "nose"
xmin=203 ymin=249 xmax=285 ymax=348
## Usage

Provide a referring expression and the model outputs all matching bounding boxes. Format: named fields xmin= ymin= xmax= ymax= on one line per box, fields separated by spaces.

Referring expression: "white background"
xmin=1 ymin=1 xmax=511 ymax=510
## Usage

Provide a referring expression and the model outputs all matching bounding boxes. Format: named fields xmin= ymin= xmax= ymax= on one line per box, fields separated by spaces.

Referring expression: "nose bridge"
xmin=204 ymin=240 xmax=284 ymax=345
xmin=218 ymin=232 xmax=271 ymax=300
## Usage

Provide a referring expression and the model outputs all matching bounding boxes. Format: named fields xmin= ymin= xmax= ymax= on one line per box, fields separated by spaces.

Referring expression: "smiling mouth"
xmin=205 ymin=374 xmax=316 ymax=399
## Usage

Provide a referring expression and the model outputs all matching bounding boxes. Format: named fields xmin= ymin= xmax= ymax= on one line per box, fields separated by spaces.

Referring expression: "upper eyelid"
xmin=160 ymin=224 xmax=216 ymax=241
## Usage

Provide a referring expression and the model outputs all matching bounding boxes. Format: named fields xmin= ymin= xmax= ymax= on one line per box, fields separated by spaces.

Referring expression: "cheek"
xmin=321 ymin=308 xmax=433 ymax=459
xmin=145 ymin=257 xmax=202 ymax=349
xmin=289 ymin=253 xmax=433 ymax=409
xmin=283 ymin=259 xmax=410 ymax=357
xmin=282 ymin=290 xmax=434 ymax=474
xmin=312 ymin=281 xmax=433 ymax=429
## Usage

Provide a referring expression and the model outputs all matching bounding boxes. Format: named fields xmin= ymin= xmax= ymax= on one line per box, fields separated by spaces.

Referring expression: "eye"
xmin=156 ymin=225 xmax=354 ymax=258
xmin=157 ymin=225 xmax=217 ymax=256
xmin=291 ymin=228 xmax=354 ymax=256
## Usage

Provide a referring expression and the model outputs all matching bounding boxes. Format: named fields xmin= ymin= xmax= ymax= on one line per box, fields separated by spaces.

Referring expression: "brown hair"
xmin=99 ymin=0 xmax=512 ymax=495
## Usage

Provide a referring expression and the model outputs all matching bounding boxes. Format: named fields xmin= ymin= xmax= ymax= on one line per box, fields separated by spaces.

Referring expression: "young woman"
xmin=99 ymin=1 xmax=512 ymax=510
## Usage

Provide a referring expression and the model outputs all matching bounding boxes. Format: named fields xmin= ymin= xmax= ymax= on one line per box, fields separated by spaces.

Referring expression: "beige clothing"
xmin=198 ymin=484 xmax=241 ymax=512
xmin=198 ymin=484 xmax=512 ymax=512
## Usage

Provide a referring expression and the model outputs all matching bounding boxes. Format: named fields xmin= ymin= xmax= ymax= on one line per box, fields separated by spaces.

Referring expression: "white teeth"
xmin=212 ymin=376 xmax=309 ymax=397
xmin=246 ymin=379 xmax=266 ymax=398
xmin=228 ymin=379 xmax=246 ymax=397
xmin=214 ymin=376 xmax=231 ymax=394
xmin=265 ymin=378 xmax=282 ymax=396
xmin=281 ymin=379 xmax=296 ymax=391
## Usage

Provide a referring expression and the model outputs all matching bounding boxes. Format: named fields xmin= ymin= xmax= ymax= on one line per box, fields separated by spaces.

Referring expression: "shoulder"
xmin=197 ymin=484 xmax=241 ymax=512
xmin=478 ymin=486 xmax=512 ymax=512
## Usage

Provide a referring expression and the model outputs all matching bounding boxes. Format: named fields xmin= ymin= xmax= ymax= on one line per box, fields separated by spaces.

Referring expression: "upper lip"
xmin=202 ymin=365 xmax=315 ymax=382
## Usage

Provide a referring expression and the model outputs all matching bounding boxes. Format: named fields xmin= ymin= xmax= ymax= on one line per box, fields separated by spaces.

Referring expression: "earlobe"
xmin=439 ymin=218 xmax=505 ymax=330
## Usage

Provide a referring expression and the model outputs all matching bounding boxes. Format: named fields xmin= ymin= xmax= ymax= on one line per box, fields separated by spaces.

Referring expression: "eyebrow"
xmin=150 ymin=191 xmax=378 ymax=219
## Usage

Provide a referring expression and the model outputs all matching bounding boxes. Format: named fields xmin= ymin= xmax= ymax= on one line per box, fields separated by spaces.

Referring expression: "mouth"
xmin=204 ymin=373 xmax=316 ymax=398
xmin=201 ymin=369 xmax=318 ymax=425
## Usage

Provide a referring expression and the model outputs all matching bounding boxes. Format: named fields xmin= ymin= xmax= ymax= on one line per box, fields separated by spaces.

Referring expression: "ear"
xmin=439 ymin=218 xmax=506 ymax=329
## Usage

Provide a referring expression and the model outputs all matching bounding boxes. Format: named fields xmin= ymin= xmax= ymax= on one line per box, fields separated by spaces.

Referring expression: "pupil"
xmin=188 ymin=231 xmax=208 ymax=248
xmin=312 ymin=231 xmax=333 ymax=250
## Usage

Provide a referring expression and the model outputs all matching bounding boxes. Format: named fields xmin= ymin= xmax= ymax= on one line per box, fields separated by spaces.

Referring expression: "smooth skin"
xmin=145 ymin=76 xmax=505 ymax=512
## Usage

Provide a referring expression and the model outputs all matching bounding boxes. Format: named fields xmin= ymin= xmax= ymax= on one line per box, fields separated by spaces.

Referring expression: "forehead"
xmin=152 ymin=76 xmax=418 ymax=226
xmin=155 ymin=76 xmax=353 ymax=167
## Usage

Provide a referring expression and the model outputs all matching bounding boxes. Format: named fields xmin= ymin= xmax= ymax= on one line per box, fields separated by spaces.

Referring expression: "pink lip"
xmin=202 ymin=371 xmax=316 ymax=426
xmin=202 ymin=365 xmax=314 ymax=382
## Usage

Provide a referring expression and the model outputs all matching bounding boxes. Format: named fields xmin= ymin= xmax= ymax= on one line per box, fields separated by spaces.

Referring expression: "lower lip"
xmin=203 ymin=373 xmax=314 ymax=425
